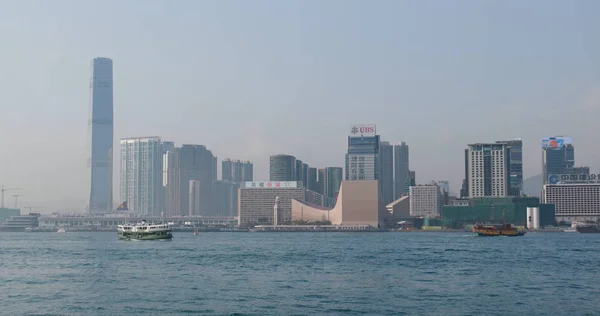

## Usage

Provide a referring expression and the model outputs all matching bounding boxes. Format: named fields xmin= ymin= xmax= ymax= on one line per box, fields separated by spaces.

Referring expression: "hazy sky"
xmin=1 ymin=0 xmax=600 ymax=212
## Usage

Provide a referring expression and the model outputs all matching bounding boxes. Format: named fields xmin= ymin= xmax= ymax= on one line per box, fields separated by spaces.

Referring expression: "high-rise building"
xmin=379 ymin=141 xmax=394 ymax=205
xmin=307 ymin=167 xmax=318 ymax=192
xmin=438 ymin=181 xmax=450 ymax=194
xmin=496 ymin=139 xmax=523 ymax=196
xmin=467 ymin=143 xmax=510 ymax=198
xmin=542 ymin=136 xmax=575 ymax=185
xmin=87 ymin=57 xmax=114 ymax=213
xmin=461 ymin=148 xmax=469 ymax=198
xmin=317 ymin=168 xmax=326 ymax=195
xmin=164 ymin=145 xmax=217 ymax=216
xmin=120 ymin=137 xmax=164 ymax=216
xmin=295 ymin=160 xmax=309 ymax=186
xmin=325 ymin=167 xmax=343 ymax=199
xmin=394 ymin=142 xmax=409 ymax=200
xmin=409 ymin=183 xmax=443 ymax=217
xmin=270 ymin=155 xmax=296 ymax=181
xmin=345 ymin=124 xmax=380 ymax=181
xmin=405 ymin=170 xmax=416 ymax=194
xmin=222 ymin=159 xmax=253 ymax=183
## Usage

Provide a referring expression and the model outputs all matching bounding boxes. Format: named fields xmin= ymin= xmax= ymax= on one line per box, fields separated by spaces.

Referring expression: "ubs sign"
xmin=350 ymin=124 xmax=376 ymax=137
xmin=548 ymin=174 xmax=600 ymax=184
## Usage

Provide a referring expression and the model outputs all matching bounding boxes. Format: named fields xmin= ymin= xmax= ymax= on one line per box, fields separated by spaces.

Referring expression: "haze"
xmin=1 ymin=0 xmax=599 ymax=212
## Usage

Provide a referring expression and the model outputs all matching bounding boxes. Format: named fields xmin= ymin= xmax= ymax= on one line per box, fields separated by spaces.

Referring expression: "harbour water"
xmin=1 ymin=232 xmax=599 ymax=315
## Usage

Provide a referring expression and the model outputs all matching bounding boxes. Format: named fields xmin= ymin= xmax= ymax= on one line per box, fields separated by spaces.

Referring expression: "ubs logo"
xmin=351 ymin=127 xmax=358 ymax=134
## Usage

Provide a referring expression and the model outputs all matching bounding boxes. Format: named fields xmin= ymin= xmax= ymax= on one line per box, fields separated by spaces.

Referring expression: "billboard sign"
xmin=542 ymin=136 xmax=572 ymax=149
xmin=244 ymin=181 xmax=298 ymax=188
xmin=548 ymin=174 xmax=600 ymax=184
xmin=350 ymin=124 xmax=376 ymax=137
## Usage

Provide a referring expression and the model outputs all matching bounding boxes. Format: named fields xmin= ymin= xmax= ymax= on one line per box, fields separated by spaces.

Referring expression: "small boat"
xmin=574 ymin=220 xmax=600 ymax=233
xmin=473 ymin=223 xmax=526 ymax=237
xmin=472 ymin=209 xmax=525 ymax=237
xmin=562 ymin=227 xmax=578 ymax=233
xmin=193 ymin=227 xmax=198 ymax=235
xmin=117 ymin=220 xmax=173 ymax=240
xmin=56 ymin=228 xmax=66 ymax=233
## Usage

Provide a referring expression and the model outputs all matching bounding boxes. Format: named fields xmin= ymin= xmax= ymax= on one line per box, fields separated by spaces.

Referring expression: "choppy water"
xmin=1 ymin=232 xmax=599 ymax=315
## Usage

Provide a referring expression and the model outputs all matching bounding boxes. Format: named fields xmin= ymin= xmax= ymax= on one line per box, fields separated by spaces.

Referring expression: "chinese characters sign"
xmin=244 ymin=181 xmax=298 ymax=188
xmin=548 ymin=174 xmax=600 ymax=184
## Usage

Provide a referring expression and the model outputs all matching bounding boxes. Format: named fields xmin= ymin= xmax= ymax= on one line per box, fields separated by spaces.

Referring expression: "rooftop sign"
xmin=542 ymin=136 xmax=572 ymax=149
xmin=244 ymin=181 xmax=298 ymax=188
xmin=350 ymin=124 xmax=376 ymax=137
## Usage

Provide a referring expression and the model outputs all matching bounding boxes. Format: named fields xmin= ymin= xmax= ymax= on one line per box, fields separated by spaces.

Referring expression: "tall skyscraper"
xmin=496 ymin=139 xmax=523 ymax=196
xmin=270 ymin=154 xmax=297 ymax=181
xmin=120 ymin=137 xmax=164 ymax=216
xmin=324 ymin=167 xmax=343 ymax=199
xmin=222 ymin=159 xmax=253 ymax=182
xmin=394 ymin=141 xmax=409 ymax=200
xmin=467 ymin=143 xmax=510 ymax=198
xmin=379 ymin=141 xmax=394 ymax=205
xmin=542 ymin=136 xmax=576 ymax=185
xmin=87 ymin=57 xmax=114 ymax=213
xmin=345 ymin=124 xmax=380 ymax=181
xmin=164 ymin=145 xmax=217 ymax=216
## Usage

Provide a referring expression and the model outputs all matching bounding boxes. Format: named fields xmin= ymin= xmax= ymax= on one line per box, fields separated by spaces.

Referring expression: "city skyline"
xmin=2 ymin=1 xmax=600 ymax=212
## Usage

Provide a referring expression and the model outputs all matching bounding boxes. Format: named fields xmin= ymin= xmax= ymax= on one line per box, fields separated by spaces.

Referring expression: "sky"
xmin=1 ymin=0 xmax=600 ymax=212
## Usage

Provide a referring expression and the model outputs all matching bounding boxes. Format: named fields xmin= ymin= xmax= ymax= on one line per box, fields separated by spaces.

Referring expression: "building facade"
xmin=467 ymin=143 xmax=510 ymax=198
xmin=222 ymin=159 xmax=253 ymax=183
xmin=409 ymin=183 xmax=443 ymax=217
xmin=543 ymin=183 xmax=600 ymax=222
xmin=325 ymin=167 xmax=343 ymax=200
xmin=270 ymin=154 xmax=297 ymax=181
xmin=87 ymin=57 xmax=114 ymax=213
xmin=345 ymin=124 xmax=380 ymax=181
xmin=394 ymin=141 xmax=409 ymax=199
xmin=497 ymin=139 xmax=523 ymax=196
xmin=542 ymin=136 xmax=575 ymax=185
xmin=307 ymin=167 xmax=318 ymax=192
xmin=238 ymin=181 xmax=304 ymax=226
xmin=120 ymin=137 xmax=164 ymax=216
xmin=379 ymin=141 xmax=394 ymax=205
xmin=164 ymin=145 xmax=217 ymax=216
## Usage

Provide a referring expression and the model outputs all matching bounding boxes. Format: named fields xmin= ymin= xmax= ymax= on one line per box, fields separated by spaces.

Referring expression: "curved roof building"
xmin=292 ymin=180 xmax=392 ymax=228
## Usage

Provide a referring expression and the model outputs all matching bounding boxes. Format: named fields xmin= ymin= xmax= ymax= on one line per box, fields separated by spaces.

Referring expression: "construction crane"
xmin=12 ymin=194 xmax=23 ymax=208
xmin=1 ymin=186 xmax=23 ymax=209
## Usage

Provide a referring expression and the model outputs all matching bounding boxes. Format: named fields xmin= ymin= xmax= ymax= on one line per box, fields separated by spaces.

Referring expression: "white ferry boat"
xmin=117 ymin=220 xmax=173 ymax=240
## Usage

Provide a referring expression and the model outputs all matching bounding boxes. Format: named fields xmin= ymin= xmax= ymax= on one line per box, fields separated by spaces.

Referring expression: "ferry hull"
xmin=118 ymin=232 xmax=173 ymax=240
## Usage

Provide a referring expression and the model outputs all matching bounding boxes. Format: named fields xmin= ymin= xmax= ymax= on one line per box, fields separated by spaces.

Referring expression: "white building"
xmin=467 ymin=143 xmax=510 ymax=198
xmin=409 ymin=183 xmax=443 ymax=217
xmin=543 ymin=183 xmax=600 ymax=222
xmin=120 ymin=137 xmax=164 ymax=216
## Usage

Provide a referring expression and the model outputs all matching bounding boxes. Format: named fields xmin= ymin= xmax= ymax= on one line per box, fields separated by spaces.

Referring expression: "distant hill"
xmin=523 ymin=174 xmax=543 ymax=197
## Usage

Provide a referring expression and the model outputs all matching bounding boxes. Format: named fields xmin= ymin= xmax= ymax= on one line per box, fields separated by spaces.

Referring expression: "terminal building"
xmin=238 ymin=181 xmax=325 ymax=226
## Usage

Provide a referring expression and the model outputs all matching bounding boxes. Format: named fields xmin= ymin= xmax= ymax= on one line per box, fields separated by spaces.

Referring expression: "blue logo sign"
xmin=548 ymin=174 xmax=560 ymax=184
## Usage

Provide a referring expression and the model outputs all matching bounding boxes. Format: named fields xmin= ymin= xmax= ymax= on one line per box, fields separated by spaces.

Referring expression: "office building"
xmin=164 ymin=145 xmax=217 ymax=216
xmin=295 ymin=160 xmax=309 ymax=186
xmin=394 ymin=142 xmax=409 ymax=200
xmin=467 ymin=143 xmax=510 ymax=198
xmin=496 ymin=139 xmax=523 ymax=196
xmin=222 ymin=159 xmax=253 ymax=183
xmin=543 ymin=183 xmax=600 ymax=222
xmin=307 ymin=167 xmax=318 ymax=192
xmin=345 ymin=124 xmax=380 ymax=181
xmin=542 ymin=136 xmax=575 ymax=185
xmin=120 ymin=137 xmax=164 ymax=216
xmin=211 ymin=180 xmax=238 ymax=217
xmin=270 ymin=155 xmax=296 ymax=181
xmin=87 ymin=57 xmax=114 ymax=213
xmin=324 ymin=167 xmax=343 ymax=199
xmin=317 ymin=168 xmax=326 ymax=195
xmin=409 ymin=183 xmax=443 ymax=217
xmin=379 ymin=141 xmax=394 ymax=205
xmin=438 ymin=181 xmax=450 ymax=194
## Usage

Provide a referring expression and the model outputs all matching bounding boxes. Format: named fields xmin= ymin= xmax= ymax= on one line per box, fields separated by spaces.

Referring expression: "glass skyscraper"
xmin=496 ymin=139 xmax=523 ymax=196
xmin=87 ymin=57 xmax=114 ymax=213
xmin=379 ymin=141 xmax=394 ymax=205
xmin=345 ymin=136 xmax=380 ymax=180
xmin=270 ymin=154 xmax=297 ymax=181
xmin=393 ymin=142 xmax=409 ymax=199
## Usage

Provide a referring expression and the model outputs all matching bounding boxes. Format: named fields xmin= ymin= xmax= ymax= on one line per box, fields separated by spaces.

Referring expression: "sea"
xmin=0 ymin=232 xmax=599 ymax=316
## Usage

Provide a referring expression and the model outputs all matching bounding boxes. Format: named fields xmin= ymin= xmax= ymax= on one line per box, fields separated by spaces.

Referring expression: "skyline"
xmin=1 ymin=0 xmax=600 ymax=212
